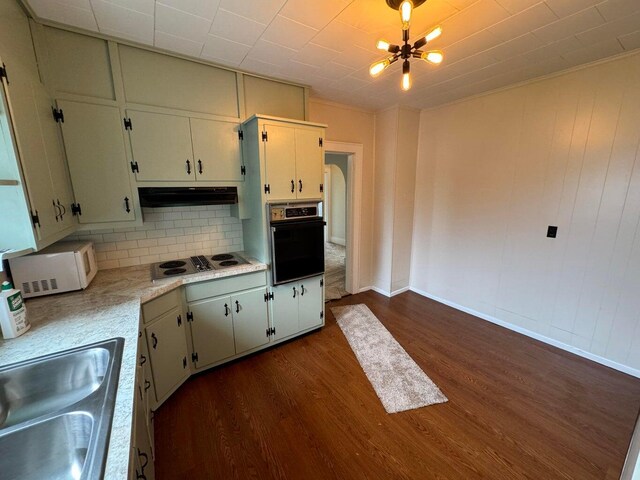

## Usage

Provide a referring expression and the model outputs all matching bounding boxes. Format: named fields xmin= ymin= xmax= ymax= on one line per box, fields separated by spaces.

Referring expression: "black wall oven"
xmin=269 ymin=202 xmax=325 ymax=285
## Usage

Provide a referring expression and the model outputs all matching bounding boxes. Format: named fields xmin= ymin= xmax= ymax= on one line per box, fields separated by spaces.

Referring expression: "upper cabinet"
xmin=243 ymin=76 xmax=305 ymax=121
xmin=242 ymin=116 xmax=325 ymax=202
xmin=127 ymin=109 xmax=244 ymax=183
xmin=57 ymin=100 xmax=137 ymax=224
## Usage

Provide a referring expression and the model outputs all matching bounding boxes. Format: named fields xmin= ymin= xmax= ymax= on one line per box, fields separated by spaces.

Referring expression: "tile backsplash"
xmin=66 ymin=205 xmax=243 ymax=270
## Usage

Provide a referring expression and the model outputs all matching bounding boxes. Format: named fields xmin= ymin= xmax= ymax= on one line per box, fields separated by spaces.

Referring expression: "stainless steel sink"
xmin=0 ymin=338 xmax=124 ymax=480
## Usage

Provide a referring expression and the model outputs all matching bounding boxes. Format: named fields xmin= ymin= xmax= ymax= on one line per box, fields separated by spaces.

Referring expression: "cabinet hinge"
xmin=130 ymin=161 xmax=139 ymax=173
xmin=241 ymin=165 xmax=246 ymax=176
xmin=320 ymin=184 xmax=324 ymax=193
xmin=320 ymin=311 xmax=324 ymax=319
xmin=52 ymin=107 xmax=64 ymax=123
xmin=31 ymin=210 xmax=40 ymax=228
xmin=191 ymin=352 xmax=199 ymax=363
xmin=71 ymin=203 xmax=82 ymax=216
xmin=182 ymin=356 xmax=187 ymax=369
xmin=266 ymin=327 xmax=276 ymax=338
xmin=320 ymin=278 xmax=324 ymax=287
xmin=177 ymin=314 xmax=182 ymax=326
xmin=0 ymin=63 xmax=8 ymax=84
xmin=319 ymin=137 xmax=323 ymax=147
xmin=238 ymin=130 xmax=244 ymax=140
xmin=264 ymin=184 xmax=270 ymax=194
xmin=262 ymin=131 xmax=268 ymax=142
xmin=186 ymin=311 xmax=194 ymax=322
xmin=123 ymin=117 xmax=132 ymax=130
xmin=264 ymin=292 xmax=274 ymax=302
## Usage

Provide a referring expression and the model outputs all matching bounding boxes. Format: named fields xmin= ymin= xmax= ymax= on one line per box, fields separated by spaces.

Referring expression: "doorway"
xmin=324 ymin=154 xmax=348 ymax=300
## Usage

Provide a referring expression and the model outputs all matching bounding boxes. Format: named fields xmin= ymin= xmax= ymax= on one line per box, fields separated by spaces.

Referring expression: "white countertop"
xmin=0 ymin=255 xmax=267 ymax=479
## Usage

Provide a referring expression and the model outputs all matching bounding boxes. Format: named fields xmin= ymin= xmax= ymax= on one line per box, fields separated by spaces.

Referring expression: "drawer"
xmin=185 ymin=271 xmax=266 ymax=303
xmin=142 ymin=288 xmax=182 ymax=323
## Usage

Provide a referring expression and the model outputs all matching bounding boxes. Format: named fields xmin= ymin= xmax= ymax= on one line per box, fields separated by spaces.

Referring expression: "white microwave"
xmin=9 ymin=241 xmax=98 ymax=298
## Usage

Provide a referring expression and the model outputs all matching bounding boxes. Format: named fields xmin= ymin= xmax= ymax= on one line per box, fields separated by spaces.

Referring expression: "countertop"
xmin=0 ymin=255 xmax=267 ymax=479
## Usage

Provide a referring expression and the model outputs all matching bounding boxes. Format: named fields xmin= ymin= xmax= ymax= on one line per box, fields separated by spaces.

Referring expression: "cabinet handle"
xmin=291 ymin=179 xmax=295 ymax=193
xmin=124 ymin=197 xmax=131 ymax=213
xmin=57 ymin=199 xmax=66 ymax=219
xmin=235 ymin=300 xmax=240 ymax=313
xmin=144 ymin=380 xmax=151 ymax=392
xmin=300 ymin=285 xmax=306 ymax=296
xmin=292 ymin=287 xmax=297 ymax=298
xmin=136 ymin=473 xmax=147 ymax=480
xmin=224 ymin=303 xmax=230 ymax=316
xmin=151 ymin=333 xmax=158 ymax=349
xmin=138 ymin=449 xmax=149 ymax=471
xmin=139 ymin=354 xmax=146 ymax=366
xmin=53 ymin=199 xmax=60 ymax=222
xmin=299 ymin=179 xmax=303 ymax=192
xmin=198 ymin=159 xmax=203 ymax=174
xmin=186 ymin=159 xmax=191 ymax=175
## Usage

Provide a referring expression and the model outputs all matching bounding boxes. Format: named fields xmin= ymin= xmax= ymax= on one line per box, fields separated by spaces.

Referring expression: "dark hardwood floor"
xmin=154 ymin=291 xmax=640 ymax=479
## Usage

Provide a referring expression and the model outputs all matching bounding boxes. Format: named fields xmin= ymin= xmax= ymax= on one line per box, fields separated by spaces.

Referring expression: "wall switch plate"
xmin=547 ymin=226 xmax=558 ymax=238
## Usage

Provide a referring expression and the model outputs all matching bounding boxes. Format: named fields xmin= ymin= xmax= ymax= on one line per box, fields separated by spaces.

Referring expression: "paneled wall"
xmin=412 ymin=51 xmax=640 ymax=371
xmin=66 ymin=205 xmax=243 ymax=270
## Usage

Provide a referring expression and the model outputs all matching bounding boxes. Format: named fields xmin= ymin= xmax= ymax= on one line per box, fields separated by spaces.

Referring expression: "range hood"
xmin=138 ymin=186 xmax=238 ymax=208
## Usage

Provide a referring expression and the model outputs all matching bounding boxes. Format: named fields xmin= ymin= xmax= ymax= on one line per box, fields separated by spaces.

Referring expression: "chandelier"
xmin=369 ymin=0 xmax=444 ymax=91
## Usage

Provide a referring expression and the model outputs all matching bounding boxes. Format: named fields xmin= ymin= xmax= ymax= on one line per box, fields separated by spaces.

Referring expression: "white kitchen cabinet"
xmin=131 ymin=386 xmax=155 ymax=480
xmin=127 ymin=109 xmax=244 ymax=183
xmin=0 ymin=56 xmax=77 ymax=251
xmin=254 ymin=116 xmax=325 ymax=202
xmin=145 ymin=306 xmax=190 ymax=404
xmin=57 ymin=100 xmax=136 ymax=224
xmin=270 ymin=275 xmax=325 ymax=341
xmin=232 ymin=288 xmax=271 ymax=354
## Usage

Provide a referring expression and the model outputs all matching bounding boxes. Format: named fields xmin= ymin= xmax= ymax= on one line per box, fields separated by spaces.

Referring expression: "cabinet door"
xmin=298 ymin=276 xmax=324 ymax=331
xmin=189 ymin=296 xmax=236 ymax=368
xmin=146 ymin=306 xmax=189 ymax=402
xmin=134 ymin=391 xmax=156 ymax=480
xmin=232 ymin=288 xmax=270 ymax=354
xmin=263 ymin=123 xmax=296 ymax=200
xmin=190 ymin=118 xmax=243 ymax=182
xmin=58 ymin=100 xmax=135 ymax=223
xmin=294 ymin=127 xmax=324 ymax=200
xmin=128 ymin=110 xmax=193 ymax=181
xmin=270 ymin=283 xmax=300 ymax=341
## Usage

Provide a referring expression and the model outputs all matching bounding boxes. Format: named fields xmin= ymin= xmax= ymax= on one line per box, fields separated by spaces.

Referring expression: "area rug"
xmin=331 ymin=304 xmax=447 ymax=413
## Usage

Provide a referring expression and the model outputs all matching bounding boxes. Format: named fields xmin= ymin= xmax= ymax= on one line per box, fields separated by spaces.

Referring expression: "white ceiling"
xmin=23 ymin=0 xmax=640 ymax=111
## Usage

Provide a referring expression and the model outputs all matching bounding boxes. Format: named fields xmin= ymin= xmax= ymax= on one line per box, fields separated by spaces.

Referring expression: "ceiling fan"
xmin=369 ymin=0 xmax=444 ymax=91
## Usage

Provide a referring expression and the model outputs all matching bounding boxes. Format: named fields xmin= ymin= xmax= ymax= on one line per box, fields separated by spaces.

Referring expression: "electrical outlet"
xmin=547 ymin=226 xmax=558 ymax=238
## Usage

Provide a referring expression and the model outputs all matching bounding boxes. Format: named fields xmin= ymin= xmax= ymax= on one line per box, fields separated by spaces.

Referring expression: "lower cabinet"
xmin=188 ymin=286 xmax=269 ymax=369
xmin=270 ymin=275 xmax=325 ymax=341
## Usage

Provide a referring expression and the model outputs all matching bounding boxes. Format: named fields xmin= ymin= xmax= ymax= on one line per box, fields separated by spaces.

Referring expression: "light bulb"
xmin=369 ymin=58 xmax=390 ymax=77
xmin=402 ymin=72 xmax=411 ymax=91
xmin=425 ymin=26 xmax=443 ymax=43
xmin=376 ymin=39 xmax=391 ymax=51
xmin=400 ymin=0 xmax=412 ymax=30
xmin=421 ymin=50 xmax=444 ymax=64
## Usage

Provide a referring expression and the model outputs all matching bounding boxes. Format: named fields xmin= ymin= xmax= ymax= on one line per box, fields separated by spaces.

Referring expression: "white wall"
xmin=412 ymin=51 xmax=640 ymax=372
xmin=325 ymin=153 xmax=347 ymax=245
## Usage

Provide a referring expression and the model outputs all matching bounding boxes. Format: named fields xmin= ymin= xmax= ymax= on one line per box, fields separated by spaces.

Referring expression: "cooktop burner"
xmin=164 ymin=268 xmax=187 ymax=276
xmin=212 ymin=254 xmax=234 ymax=261
xmin=159 ymin=260 xmax=186 ymax=269
xmin=219 ymin=260 xmax=238 ymax=267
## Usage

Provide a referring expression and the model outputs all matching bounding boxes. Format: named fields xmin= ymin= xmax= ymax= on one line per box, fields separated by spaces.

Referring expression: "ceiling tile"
xmin=245 ymin=39 xmax=298 ymax=67
xmin=155 ymin=3 xmax=212 ymax=42
xmin=320 ymin=61 xmax=357 ymax=78
xmin=618 ymin=29 xmax=640 ymax=50
xmin=444 ymin=0 xmax=480 ymax=10
xmin=58 ymin=0 xmax=91 ymax=8
xmin=239 ymin=57 xmax=283 ymax=77
xmin=489 ymin=2 xmax=558 ymax=42
xmin=484 ymin=32 xmax=544 ymax=60
xmin=596 ymin=0 xmax=640 ymax=22
xmin=494 ymin=0 xmax=541 ymax=15
xmin=101 ymin=25 xmax=153 ymax=44
xmin=444 ymin=29 xmax=502 ymax=62
xmin=261 ymin=15 xmax=318 ymax=47
xmin=99 ymin=0 xmax=153 ymax=16
xmin=218 ymin=0 xmax=286 ymax=25
xmin=312 ymin=20 xmax=369 ymax=52
xmin=155 ymin=30 xmax=203 ymax=57
xmin=159 ymin=0 xmax=220 ymax=20
xmin=335 ymin=0 xmax=397 ymax=33
xmin=532 ymin=7 xmax=605 ymax=44
xmin=575 ymin=11 xmax=640 ymax=45
xmin=279 ymin=0 xmax=352 ymax=31
xmin=201 ymin=34 xmax=251 ymax=65
xmin=292 ymin=43 xmax=341 ymax=66
xmin=92 ymin=0 xmax=154 ymax=39
xmin=31 ymin=0 xmax=98 ymax=31
xmin=395 ymin=0 xmax=458 ymax=38
xmin=209 ymin=9 xmax=267 ymax=47
xmin=544 ymin=0 xmax=601 ymax=17
xmin=442 ymin=0 xmax=512 ymax=45
xmin=562 ymin=37 xmax=624 ymax=64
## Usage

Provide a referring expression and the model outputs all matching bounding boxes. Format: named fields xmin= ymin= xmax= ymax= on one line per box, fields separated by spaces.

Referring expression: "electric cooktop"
xmin=151 ymin=252 xmax=249 ymax=281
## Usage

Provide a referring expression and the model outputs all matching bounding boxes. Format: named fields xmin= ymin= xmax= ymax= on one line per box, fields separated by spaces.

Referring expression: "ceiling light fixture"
xmin=370 ymin=0 xmax=444 ymax=91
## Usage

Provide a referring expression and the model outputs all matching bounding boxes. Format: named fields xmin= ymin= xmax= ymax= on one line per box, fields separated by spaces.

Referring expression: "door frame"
xmin=324 ymin=141 xmax=363 ymax=295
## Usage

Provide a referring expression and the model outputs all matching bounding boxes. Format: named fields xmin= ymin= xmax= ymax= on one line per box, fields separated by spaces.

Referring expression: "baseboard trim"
xmin=369 ymin=286 xmax=391 ymax=297
xmin=359 ymin=286 xmax=373 ymax=293
xmin=409 ymin=287 xmax=640 ymax=379
xmin=330 ymin=236 xmax=346 ymax=246
xmin=390 ymin=286 xmax=410 ymax=297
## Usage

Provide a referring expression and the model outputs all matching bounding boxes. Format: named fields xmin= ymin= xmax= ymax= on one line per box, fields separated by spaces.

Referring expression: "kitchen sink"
xmin=0 ymin=338 xmax=124 ymax=480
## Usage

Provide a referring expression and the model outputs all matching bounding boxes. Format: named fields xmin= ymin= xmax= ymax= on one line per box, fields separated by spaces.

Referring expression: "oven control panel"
xmin=270 ymin=202 xmax=322 ymax=222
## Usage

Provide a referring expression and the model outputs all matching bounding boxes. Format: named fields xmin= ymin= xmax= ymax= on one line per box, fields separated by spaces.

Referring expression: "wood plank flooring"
xmin=154 ymin=291 xmax=640 ymax=479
